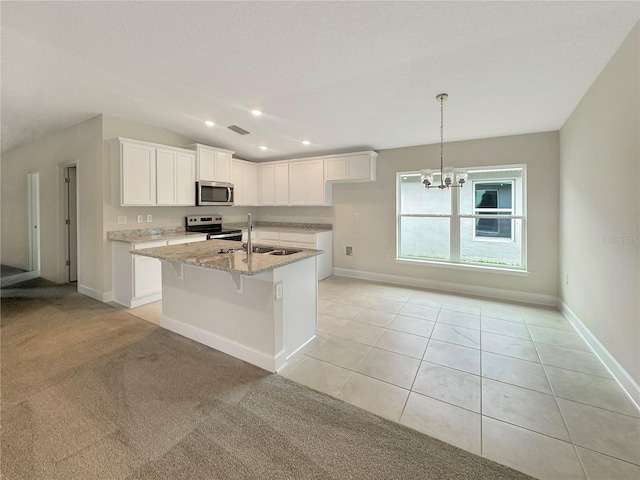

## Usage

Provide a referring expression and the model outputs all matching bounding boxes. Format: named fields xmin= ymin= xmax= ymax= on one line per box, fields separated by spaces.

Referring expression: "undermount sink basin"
xmin=237 ymin=244 xmax=303 ymax=256
xmin=263 ymin=248 xmax=302 ymax=256
xmin=250 ymin=246 xmax=277 ymax=254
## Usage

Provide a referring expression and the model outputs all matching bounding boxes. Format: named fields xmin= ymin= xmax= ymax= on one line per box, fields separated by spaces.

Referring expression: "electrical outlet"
xmin=147 ymin=215 xmax=152 ymax=223
xmin=117 ymin=216 xmax=127 ymax=225
xmin=385 ymin=254 xmax=391 ymax=262
xmin=137 ymin=215 xmax=144 ymax=223
xmin=346 ymin=246 xmax=353 ymax=256
xmin=275 ymin=282 xmax=283 ymax=300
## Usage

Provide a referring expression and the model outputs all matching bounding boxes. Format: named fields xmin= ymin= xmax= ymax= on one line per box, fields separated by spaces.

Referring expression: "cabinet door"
xmin=288 ymin=162 xmax=307 ymax=205
xmin=243 ymin=163 xmax=258 ymax=205
xmin=156 ymin=148 xmax=177 ymax=205
xmin=274 ymin=163 xmax=289 ymax=205
xmin=214 ymin=152 xmax=232 ymax=182
xmin=121 ymin=142 xmax=156 ymax=205
xmin=260 ymin=164 xmax=275 ymax=205
xmin=305 ymin=160 xmax=325 ymax=205
xmin=325 ymin=157 xmax=347 ymax=181
xmin=258 ymin=230 xmax=280 ymax=244
xmin=175 ymin=151 xmax=195 ymax=205
xmin=231 ymin=160 xmax=244 ymax=205
xmin=133 ymin=255 xmax=162 ymax=298
xmin=347 ymin=154 xmax=371 ymax=180
xmin=198 ymin=149 xmax=216 ymax=181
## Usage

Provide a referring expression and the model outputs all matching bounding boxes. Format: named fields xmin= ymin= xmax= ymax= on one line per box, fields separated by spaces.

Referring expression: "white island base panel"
xmin=158 ymin=256 xmax=318 ymax=373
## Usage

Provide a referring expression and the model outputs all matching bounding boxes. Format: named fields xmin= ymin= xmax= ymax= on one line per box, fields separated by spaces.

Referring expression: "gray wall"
xmin=559 ymin=23 xmax=639 ymax=383
xmin=332 ymin=131 xmax=560 ymax=298
xmin=1 ymin=115 xmax=104 ymax=294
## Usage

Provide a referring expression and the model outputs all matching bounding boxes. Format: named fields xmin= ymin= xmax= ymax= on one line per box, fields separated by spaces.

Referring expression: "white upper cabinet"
xmin=259 ymin=164 xmax=275 ymax=205
xmin=232 ymin=159 xmax=258 ymax=206
xmin=192 ymin=144 xmax=233 ymax=182
xmin=259 ymin=163 xmax=289 ymax=205
xmin=324 ymin=151 xmax=377 ymax=182
xmin=112 ymin=138 xmax=195 ymax=206
xmin=274 ymin=163 xmax=289 ymax=205
xmin=156 ymin=148 xmax=196 ymax=206
xmin=120 ymin=141 xmax=156 ymax=205
xmin=243 ymin=162 xmax=258 ymax=205
xmin=289 ymin=159 xmax=326 ymax=205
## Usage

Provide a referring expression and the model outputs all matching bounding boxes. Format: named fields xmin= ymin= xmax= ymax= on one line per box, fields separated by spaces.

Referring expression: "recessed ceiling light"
xmin=259 ymin=145 xmax=268 ymax=150
xmin=302 ymin=140 xmax=310 ymax=145
xmin=251 ymin=109 xmax=263 ymax=116
xmin=204 ymin=120 xmax=215 ymax=127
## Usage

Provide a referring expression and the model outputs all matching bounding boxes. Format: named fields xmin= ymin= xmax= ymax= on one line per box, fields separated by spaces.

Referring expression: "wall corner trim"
xmin=558 ymin=300 xmax=640 ymax=409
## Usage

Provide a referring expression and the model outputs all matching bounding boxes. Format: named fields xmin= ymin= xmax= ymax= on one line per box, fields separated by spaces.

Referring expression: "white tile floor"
xmin=280 ymin=276 xmax=640 ymax=480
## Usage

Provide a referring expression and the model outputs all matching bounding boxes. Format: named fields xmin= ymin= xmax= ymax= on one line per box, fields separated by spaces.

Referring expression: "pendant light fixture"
xmin=421 ymin=93 xmax=467 ymax=189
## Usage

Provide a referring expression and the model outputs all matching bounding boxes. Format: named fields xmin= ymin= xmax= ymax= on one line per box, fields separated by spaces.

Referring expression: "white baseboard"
xmin=0 ymin=270 xmax=40 ymax=287
xmin=559 ymin=300 xmax=640 ymax=409
xmin=332 ymin=267 xmax=557 ymax=306
xmin=102 ymin=290 xmax=113 ymax=303
xmin=77 ymin=284 xmax=106 ymax=302
xmin=160 ymin=313 xmax=277 ymax=373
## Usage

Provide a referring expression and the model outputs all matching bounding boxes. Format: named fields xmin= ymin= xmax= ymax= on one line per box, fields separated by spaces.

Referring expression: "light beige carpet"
xmin=1 ymin=278 xmax=533 ymax=479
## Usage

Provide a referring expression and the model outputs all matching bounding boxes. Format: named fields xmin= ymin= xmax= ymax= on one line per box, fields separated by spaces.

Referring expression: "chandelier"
xmin=421 ymin=93 xmax=467 ymax=189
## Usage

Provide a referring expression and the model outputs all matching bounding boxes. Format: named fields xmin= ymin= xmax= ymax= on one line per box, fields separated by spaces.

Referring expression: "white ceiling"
xmin=2 ymin=2 xmax=638 ymax=160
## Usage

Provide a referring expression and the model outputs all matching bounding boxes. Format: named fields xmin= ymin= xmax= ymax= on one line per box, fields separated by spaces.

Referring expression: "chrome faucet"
xmin=247 ymin=213 xmax=252 ymax=256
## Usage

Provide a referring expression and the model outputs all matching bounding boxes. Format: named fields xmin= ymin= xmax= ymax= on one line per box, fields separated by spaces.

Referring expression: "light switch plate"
xmin=275 ymin=282 xmax=283 ymax=300
xmin=137 ymin=215 xmax=144 ymax=223
xmin=117 ymin=216 xmax=127 ymax=224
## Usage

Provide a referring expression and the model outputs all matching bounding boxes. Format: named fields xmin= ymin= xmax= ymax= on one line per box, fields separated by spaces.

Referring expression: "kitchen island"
xmin=134 ymin=239 xmax=322 ymax=372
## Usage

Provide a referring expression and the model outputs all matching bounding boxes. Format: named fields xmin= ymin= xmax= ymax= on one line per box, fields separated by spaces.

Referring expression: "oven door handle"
xmin=227 ymin=187 xmax=232 ymax=203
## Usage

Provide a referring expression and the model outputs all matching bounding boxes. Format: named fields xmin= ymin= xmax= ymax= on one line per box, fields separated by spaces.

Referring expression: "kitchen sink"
xmin=232 ymin=244 xmax=303 ymax=256
xmin=263 ymin=248 xmax=302 ymax=256
xmin=250 ymin=246 xmax=277 ymax=254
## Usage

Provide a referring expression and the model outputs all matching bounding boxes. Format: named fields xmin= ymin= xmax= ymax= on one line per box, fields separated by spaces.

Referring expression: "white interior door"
xmin=27 ymin=172 xmax=40 ymax=272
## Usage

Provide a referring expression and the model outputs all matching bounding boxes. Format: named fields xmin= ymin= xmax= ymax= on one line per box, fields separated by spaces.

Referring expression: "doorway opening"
xmin=64 ymin=166 xmax=78 ymax=283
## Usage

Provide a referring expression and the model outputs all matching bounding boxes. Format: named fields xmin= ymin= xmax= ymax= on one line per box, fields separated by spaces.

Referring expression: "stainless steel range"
xmin=185 ymin=215 xmax=242 ymax=241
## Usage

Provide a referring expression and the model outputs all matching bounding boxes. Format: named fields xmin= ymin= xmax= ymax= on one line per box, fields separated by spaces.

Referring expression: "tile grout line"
xmin=527 ymin=320 xmax=589 ymax=480
xmin=479 ymin=311 xmax=484 ymax=458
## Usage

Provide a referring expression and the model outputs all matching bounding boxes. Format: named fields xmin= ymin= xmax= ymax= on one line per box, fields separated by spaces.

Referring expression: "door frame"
xmin=59 ymin=160 xmax=80 ymax=284
xmin=27 ymin=171 xmax=41 ymax=272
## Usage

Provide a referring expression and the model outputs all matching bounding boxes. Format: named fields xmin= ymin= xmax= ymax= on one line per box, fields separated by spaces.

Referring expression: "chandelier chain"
xmin=440 ymin=95 xmax=444 ymax=175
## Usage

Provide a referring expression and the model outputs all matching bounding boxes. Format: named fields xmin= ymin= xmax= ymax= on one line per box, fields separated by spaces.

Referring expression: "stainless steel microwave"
xmin=196 ymin=181 xmax=234 ymax=206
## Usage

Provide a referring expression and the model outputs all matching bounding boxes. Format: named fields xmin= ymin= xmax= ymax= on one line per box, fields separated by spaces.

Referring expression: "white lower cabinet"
xmin=133 ymin=254 xmax=162 ymax=299
xmin=111 ymin=236 xmax=206 ymax=308
xmin=254 ymin=230 xmax=333 ymax=280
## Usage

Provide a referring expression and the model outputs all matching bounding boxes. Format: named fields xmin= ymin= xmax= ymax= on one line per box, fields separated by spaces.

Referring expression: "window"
xmin=397 ymin=166 xmax=526 ymax=270
xmin=473 ymin=181 xmax=514 ymax=240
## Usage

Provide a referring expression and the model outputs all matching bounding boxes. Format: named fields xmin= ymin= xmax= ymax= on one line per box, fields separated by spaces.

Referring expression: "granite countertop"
xmin=108 ymin=230 xmax=207 ymax=244
xmin=225 ymin=222 xmax=333 ymax=234
xmin=133 ymin=239 xmax=322 ymax=276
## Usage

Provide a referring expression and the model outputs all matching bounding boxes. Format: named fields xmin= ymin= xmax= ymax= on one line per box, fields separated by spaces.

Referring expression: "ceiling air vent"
xmin=227 ymin=125 xmax=250 ymax=135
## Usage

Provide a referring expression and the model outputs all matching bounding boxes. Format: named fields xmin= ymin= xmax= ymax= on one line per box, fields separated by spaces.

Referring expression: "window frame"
xmin=396 ymin=164 xmax=527 ymax=272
